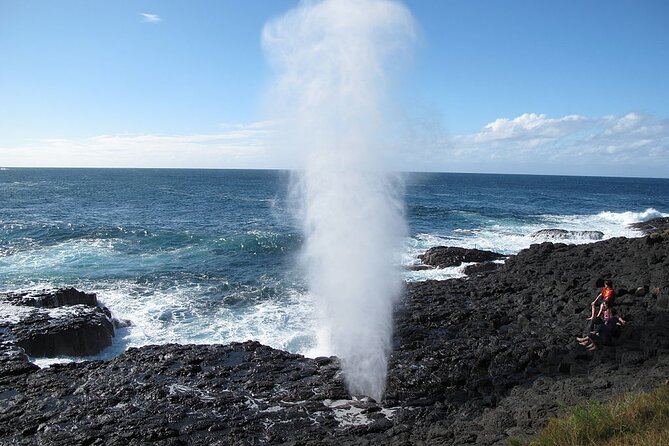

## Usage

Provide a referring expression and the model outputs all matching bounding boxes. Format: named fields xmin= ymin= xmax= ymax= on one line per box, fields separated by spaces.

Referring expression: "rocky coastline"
xmin=1 ymin=219 xmax=668 ymax=445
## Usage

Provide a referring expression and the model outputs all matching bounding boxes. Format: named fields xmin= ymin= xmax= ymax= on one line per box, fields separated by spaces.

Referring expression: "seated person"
xmin=577 ymin=307 xmax=626 ymax=351
xmin=586 ymin=301 xmax=613 ymax=333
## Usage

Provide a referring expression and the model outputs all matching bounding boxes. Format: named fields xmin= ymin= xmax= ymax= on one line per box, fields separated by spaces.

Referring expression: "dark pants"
xmin=584 ymin=317 xmax=604 ymax=335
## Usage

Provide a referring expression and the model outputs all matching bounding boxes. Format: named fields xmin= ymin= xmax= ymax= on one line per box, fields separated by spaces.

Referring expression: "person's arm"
xmin=588 ymin=293 xmax=603 ymax=320
xmin=591 ymin=292 xmax=603 ymax=306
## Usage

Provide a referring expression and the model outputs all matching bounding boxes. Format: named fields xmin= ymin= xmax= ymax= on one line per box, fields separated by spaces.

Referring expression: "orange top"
xmin=602 ymin=287 xmax=615 ymax=301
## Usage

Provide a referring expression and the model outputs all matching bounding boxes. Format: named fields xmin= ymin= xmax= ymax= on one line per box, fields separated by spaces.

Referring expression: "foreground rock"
xmin=0 ymin=288 xmax=114 ymax=358
xmin=1 ymin=234 xmax=668 ymax=445
xmin=418 ymin=246 xmax=505 ymax=268
xmin=0 ymin=342 xmax=364 ymax=445
xmin=0 ymin=343 xmax=38 ymax=379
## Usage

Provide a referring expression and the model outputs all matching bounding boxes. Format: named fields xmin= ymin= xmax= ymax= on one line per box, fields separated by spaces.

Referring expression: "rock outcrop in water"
xmin=0 ymin=288 xmax=115 ymax=358
xmin=418 ymin=246 xmax=505 ymax=268
xmin=3 ymin=287 xmax=100 ymax=308
xmin=1 ymin=234 xmax=668 ymax=445
xmin=630 ymin=216 xmax=669 ymax=235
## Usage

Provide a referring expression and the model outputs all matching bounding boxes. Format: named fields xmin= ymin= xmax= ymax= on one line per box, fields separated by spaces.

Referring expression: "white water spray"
xmin=263 ymin=0 xmax=416 ymax=400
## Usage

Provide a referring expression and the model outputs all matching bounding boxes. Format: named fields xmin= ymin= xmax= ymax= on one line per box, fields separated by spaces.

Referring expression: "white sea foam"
xmin=537 ymin=207 xmax=664 ymax=239
xmin=323 ymin=398 xmax=397 ymax=426
xmin=0 ymin=302 xmax=35 ymax=324
xmin=403 ymin=265 xmax=467 ymax=282
xmin=0 ymin=238 xmax=124 ymax=276
xmin=595 ymin=208 xmax=667 ymax=226
xmin=87 ymin=282 xmax=319 ymax=355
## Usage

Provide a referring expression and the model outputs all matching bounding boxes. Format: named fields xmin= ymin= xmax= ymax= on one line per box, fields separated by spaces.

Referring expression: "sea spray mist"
xmin=263 ymin=0 xmax=416 ymax=400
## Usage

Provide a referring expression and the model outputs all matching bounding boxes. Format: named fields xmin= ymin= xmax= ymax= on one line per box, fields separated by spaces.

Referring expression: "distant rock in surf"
xmin=418 ymin=246 xmax=505 ymax=268
xmin=630 ymin=216 xmax=669 ymax=235
xmin=0 ymin=288 xmax=115 ymax=358
xmin=404 ymin=264 xmax=434 ymax=271
xmin=462 ymin=261 xmax=500 ymax=276
xmin=530 ymin=228 xmax=604 ymax=240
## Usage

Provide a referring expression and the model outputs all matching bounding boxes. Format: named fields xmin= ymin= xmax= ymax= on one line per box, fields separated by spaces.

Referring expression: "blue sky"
xmin=1 ymin=0 xmax=668 ymax=177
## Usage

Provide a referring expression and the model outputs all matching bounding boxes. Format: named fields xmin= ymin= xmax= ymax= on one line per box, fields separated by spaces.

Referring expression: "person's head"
xmin=604 ymin=280 xmax=613 ymax=288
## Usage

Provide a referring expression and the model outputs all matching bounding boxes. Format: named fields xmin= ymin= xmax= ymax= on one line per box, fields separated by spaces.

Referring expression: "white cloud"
xmin=140 ymin=13 xmax=162 ymax=24
xmin=0 ymin=122 xmax=274 ymax=169
xmin=474 ymin=113 xmax=587 ymax=143
xmin=427 ymin=112 xmax=669 ymax=177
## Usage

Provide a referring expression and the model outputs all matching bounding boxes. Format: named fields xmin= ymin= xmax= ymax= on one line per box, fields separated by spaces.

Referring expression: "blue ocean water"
xmin=2 ymin=168 xmax=668 ymax=361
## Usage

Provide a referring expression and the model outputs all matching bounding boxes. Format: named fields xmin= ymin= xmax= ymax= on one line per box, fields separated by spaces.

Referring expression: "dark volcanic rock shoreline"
xmin=388 ymin=234 xmax=669 ymax=444
xmin=1 ymin=230 xmax=669 ymax=445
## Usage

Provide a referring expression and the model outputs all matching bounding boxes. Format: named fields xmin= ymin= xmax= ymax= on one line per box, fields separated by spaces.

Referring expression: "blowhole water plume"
xmin=263 ymin=0 xmax=416 ymax=400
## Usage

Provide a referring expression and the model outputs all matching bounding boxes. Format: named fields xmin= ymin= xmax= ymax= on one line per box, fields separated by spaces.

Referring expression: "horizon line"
xmin=1 ymin=166 xmax=668 ymax=181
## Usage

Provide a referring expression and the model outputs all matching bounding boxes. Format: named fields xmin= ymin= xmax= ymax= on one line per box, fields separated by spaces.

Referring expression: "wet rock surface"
xmin=418 ymin=246 xmax=505 ymax=268
xmin=462 ymin=261 xmax=500 ymax=276
xmin=3 ymin=287 xmax=101 ymax=309
xmin=1 ymin=235 xmax=669 ymax=445
xmin=630 ymin=216 xmax=669 ymax=234
xmin=0 ymin=342 xmax=355 ymax=446
xmin=0 ymin=288 xmax=115 ymax=358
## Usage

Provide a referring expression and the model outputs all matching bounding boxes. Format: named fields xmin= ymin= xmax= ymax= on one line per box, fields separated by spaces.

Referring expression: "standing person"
xmin=587 ymin=280 xmax=615 ymax=320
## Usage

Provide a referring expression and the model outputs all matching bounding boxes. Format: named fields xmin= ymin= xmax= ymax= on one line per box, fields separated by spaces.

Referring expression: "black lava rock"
xmin=3 ymin=287 xmax=99 ymax=308
xmin=463 ymin=262 xmax=500 ymax=276
xmin=0 ymin=288 xmax=115 ymax=358
xmin=419 ymin=246 xmax=505 ymax=268
xmin=630 ymin=216 xmax=669 ymax=235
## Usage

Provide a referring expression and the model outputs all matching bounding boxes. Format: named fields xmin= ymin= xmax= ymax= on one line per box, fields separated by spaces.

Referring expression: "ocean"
xmin=2 ymin=168 xmax=668 ymax=364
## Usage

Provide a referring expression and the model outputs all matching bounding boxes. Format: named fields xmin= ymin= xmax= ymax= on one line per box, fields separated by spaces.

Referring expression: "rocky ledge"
xmin=1 ymin=232 xmax=668 ymax=445
xmin=0 ymin=288 xmax=116 ymax=359
xmin=418 ymin=246 xmax=505 ymax=268
xmin=630 ymin=216 xmax=669 ymax=235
